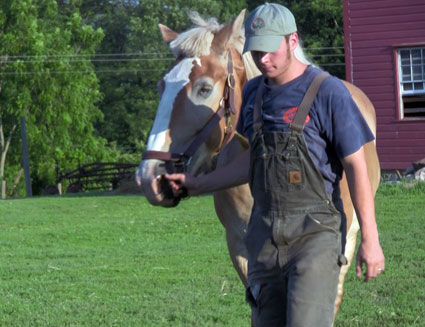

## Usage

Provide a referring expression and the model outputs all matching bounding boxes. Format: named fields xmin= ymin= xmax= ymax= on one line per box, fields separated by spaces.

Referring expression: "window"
xmin=397 ymin=46 xmax=425 ymax=119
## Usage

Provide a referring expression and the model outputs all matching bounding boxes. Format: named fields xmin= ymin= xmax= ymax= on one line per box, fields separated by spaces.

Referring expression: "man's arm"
xmin=342 ymin=145 xmax=385 ymax=282
xmin=166 ymin=149 xmax=250 ymax=196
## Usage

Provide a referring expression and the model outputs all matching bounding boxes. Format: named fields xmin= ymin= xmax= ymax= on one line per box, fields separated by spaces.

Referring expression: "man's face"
xmin=251 ymin=34 xmax=296 ymax=85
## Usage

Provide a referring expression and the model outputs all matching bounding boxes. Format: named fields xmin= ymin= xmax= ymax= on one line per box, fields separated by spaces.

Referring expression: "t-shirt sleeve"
xmin=321 ymin=78 xmax=375 ymax=159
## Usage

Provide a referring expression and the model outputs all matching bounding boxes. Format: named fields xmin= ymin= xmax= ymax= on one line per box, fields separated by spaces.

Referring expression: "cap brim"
xmin=243 ymin=35 xmax=284 ymax=53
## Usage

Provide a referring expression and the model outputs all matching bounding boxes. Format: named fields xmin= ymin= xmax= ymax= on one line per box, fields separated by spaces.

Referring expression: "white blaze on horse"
xmin=135 ymin=10 xmax=380 ymax=320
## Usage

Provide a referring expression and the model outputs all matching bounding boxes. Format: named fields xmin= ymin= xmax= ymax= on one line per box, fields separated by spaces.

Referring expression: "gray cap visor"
xmin=243 ymin=35 xmax=284 ymax=53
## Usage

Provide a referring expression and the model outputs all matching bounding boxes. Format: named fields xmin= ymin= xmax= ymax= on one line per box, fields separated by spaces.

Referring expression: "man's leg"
xmin=246 ymin=281 xmax=288 ymax=327
xmin=286 ymin=232 xmax=341 ymax=327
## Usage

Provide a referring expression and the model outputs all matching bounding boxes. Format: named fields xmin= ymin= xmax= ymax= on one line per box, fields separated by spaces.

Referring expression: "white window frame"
xmin=398 ymin=47 xmax=425 ymax=95
xmin=397 ymin=46 xmax=425 ymax=119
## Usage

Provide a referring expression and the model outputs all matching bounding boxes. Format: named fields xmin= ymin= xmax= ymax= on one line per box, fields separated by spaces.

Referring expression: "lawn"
xmin=0 ymin=183 xmax=424 ymax=326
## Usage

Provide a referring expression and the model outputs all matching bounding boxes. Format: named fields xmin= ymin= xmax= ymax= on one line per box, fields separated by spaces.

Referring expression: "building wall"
xmin=344 ymin=0 xmax=425 ymax=170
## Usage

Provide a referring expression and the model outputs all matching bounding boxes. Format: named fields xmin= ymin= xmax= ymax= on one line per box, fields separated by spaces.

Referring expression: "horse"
xmin=135 ymin=9 xmax=380 ymax=322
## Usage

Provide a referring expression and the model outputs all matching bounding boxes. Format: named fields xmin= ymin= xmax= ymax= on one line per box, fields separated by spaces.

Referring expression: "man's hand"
xmin=356 ymin=239 xmax=385 ymax=282
xmin=165 ymin=173 xmax=200 ymax=196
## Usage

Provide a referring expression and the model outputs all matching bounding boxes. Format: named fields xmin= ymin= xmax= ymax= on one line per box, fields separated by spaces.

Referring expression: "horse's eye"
xmin=198 ymin=84 xmax=213 ymax=98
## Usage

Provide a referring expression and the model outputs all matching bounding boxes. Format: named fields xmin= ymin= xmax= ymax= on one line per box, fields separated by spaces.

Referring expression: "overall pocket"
xmin=274 ymin=153 xmax=306 ymax=192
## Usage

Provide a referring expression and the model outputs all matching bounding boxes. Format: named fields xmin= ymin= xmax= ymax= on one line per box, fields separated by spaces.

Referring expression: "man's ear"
xmin=288 ymin=33 xmax=299 ymax=51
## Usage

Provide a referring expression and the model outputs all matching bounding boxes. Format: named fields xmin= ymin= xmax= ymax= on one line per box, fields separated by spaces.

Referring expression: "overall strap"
xmin=290 ymin=72 xmax=330 ymax=133
xmin=252 ymin=76 xmax=266 ymax=133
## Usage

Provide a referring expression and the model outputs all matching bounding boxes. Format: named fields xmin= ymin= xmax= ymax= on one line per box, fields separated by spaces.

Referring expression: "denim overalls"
xmin=245 ymin=72 xmax=347 ymax=327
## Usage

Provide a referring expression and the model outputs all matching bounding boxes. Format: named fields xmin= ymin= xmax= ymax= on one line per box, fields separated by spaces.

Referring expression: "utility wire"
xmin=0 ymin=69 xmax=167 ymax=76
xmin=2 ymin=47 xmax=344 ymax=59
xmin=0 ymin=49 xmax=345 ymax=75
xmin=3 ymin=58 xmax=175 ymax=64
xmin=2 ymin=52 xmax=175 ymax=59
xmin=1 ymin=53 xmax=343 ymax=65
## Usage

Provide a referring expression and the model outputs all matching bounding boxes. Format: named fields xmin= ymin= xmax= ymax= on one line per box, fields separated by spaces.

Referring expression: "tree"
xmin=73 ymin=0 xmax=247 ymax=154
xmin=0 ymin=0 xmax=116 ymax=197
xmin=88 ymin=0 xmax=343 ymax=155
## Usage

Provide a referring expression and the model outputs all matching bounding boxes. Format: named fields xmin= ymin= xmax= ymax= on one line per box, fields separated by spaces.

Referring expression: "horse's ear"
xmin=212 ymin=9 xmax=246 ymax=54
xmin=158 ymin=24 xmax=179 ymax=44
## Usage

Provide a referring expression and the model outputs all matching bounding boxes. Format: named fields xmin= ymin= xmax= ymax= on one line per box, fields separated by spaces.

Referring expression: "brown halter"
xmin=142 ymin=51 xmax=238 ymax=174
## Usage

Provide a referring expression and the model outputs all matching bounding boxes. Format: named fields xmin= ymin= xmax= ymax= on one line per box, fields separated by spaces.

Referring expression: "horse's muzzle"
xmin=136 ymin=159 xmax=188 ymax=207
xmin=155 ymin=174 xmax=188 ymax=207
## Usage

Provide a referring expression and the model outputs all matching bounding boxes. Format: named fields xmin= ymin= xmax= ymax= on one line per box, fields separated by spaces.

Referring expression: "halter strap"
xmin=142 ymin=51 xmax=237 ymax=167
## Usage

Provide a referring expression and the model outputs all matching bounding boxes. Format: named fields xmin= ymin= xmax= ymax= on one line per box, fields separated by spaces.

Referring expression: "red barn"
xmin=343 ymin=0 xmax=425 ymax=170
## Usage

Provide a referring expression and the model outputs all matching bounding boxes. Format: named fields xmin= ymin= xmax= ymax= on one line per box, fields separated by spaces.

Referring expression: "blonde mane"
xmin=169 ymin=12 xmax=261 ymax=80
xmin=169 ymin=12 xmax=222 ymax=58
xmin=169 ymin=12 xmax=312 ymax=81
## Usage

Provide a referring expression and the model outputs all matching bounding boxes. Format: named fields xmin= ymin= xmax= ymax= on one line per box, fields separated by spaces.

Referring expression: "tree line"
xmin=0 ymin=0 xmax=344 ymax=197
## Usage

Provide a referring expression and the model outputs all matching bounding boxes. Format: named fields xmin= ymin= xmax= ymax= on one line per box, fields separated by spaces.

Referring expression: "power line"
xmin=309 ymin=54 xmax=345 ymax=58
xmin=0 ymin=49 xmax=346 ymax=75
xmin=2 ymin=53 xmax=344 ymax=65
xmin=1 ymin=47 xmax=343 ymax=59
xmin=0 ymin=68 xmax=167 ymax=76
xmin=2 ymin=52 xmax=174 ymax=59
xmin=3 ymin=58 xmax=175 ymax=64
xmin=305 ymin=46 xmax=344 ymax=50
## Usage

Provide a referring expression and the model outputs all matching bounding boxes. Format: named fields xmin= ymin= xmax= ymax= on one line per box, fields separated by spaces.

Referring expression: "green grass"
xmin=0 ymin=183 xmax=424 ymax=326
xmin=335 ymin=182 xmax=425 ymax=327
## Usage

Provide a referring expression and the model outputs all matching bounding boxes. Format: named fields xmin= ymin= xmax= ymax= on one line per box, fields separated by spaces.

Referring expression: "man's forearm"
xmin=342 ymin=147 xmax=379 ymax=242
xmin=194 ymin=149 xmax=250 ymax=193
xmin=342 ymin=145 xmax=385 ymax=281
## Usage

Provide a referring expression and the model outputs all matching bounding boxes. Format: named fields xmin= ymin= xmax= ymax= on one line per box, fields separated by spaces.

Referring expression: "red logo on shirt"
xmin=283 ymin=107 xmax=310 ymax=125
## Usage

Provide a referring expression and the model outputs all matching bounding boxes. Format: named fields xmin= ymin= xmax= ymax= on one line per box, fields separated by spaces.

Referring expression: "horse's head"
xmin=136 ymin=10 xmax=256 ymax=207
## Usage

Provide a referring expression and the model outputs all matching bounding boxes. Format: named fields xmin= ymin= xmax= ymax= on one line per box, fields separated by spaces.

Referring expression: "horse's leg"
xmin=213 ymin=136 xmax=253 ymax=324
xmin=214 ymin=185 xmax=252 ymax=286
xmin=333 ymin=172 xmax=358 ymax=319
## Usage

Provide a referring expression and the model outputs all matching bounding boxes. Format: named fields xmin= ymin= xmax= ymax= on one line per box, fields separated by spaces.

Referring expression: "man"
xmin=166 ymin=3 xmax=385 ymax=326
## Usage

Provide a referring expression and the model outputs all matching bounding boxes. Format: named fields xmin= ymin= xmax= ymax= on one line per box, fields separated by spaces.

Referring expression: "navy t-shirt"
xmin=238 ymin=65 xmax=375 ymax=196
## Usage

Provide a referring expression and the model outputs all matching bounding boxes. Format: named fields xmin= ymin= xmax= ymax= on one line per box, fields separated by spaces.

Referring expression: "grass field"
xmin=0 ymin=182 xmax=424 ymax=326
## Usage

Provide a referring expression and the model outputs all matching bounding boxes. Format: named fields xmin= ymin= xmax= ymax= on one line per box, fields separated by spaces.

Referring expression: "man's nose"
xmin=260 ymin=52 xmax=269 ymax=64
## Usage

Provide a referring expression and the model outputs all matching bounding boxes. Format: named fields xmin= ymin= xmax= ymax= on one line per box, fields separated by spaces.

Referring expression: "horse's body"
xmin=136 ymin=10 xmax=380 ymax=321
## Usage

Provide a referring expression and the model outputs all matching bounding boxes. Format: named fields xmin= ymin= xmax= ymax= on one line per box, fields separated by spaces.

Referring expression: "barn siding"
xmin=344 ymin=0 xmax=425 ymax=170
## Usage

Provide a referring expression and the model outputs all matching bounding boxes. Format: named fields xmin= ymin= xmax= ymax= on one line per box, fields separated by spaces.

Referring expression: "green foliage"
xmin=0 ymin=0 xmax=118 ymax=196
xmin=0 ymin=0 xmax=346 ymax=197
xmin=88 ymin=0 xmax=344 ymax=154
xmin=79 ymin=0 xmax=247 ymax=153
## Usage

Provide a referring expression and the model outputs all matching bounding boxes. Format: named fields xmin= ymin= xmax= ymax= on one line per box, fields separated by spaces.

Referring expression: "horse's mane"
xmin=170 ymin=12 xmax=312 ymax=81
xmin=169 ymin=12 xmax=224 ymax=58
